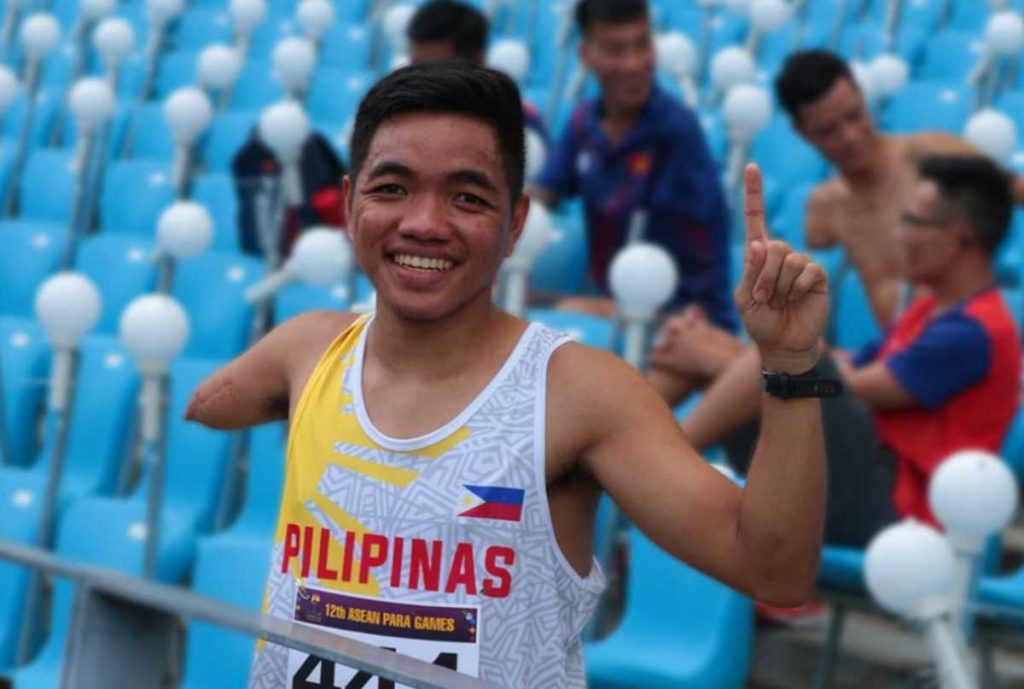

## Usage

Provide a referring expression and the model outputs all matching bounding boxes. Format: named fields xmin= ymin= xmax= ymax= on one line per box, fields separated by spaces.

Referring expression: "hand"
xmin=649 ymin=306 xmax=744 ymax=379
xmin=734 ymin=164 xmax=829 ymax=373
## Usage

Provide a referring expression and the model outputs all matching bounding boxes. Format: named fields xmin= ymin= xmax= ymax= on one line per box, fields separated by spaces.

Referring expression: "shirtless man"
xmin=649 ymin=49 xmax=1023 ymax=405
xmin=186 ymin=63 xmax=830 ymax=687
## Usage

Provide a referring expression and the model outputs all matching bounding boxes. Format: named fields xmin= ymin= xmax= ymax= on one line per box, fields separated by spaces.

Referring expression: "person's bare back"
xmin=806 ymin=132 xmax=976 ymax=326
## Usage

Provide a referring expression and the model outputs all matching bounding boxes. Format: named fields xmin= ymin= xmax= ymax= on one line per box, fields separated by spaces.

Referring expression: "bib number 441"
xmin=292 ymin=651 xmax=458 ymax=689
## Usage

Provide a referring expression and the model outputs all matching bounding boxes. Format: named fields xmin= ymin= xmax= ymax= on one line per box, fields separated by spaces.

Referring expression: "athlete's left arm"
xmin=566 ymin=165 xmax=829 ymax=607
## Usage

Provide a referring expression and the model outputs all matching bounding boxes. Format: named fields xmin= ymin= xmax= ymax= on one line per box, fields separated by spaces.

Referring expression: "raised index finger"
xmin=744 ymin=162 xmax=768 ymax=248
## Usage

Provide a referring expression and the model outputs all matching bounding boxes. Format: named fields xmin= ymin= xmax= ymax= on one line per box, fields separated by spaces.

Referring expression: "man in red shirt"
xmin=666 ymin=155 xmax=1021 ymax=545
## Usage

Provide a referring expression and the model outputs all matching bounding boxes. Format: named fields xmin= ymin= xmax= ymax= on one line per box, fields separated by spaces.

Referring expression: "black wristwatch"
xmin=762 ymin=363 xmax=843 ymax=400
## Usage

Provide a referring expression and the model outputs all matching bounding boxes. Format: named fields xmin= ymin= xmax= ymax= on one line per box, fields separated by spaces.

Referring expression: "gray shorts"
xmin=721 ymin=354 xmax=900 ymax=548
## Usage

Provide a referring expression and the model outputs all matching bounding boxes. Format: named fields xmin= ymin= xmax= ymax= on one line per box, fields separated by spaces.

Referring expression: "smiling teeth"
xmin=393 ymin=254 xmax=454 ymax=271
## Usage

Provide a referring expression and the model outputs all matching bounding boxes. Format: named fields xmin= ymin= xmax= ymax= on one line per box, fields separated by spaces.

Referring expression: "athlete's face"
xmin=898 ymin=179 xmax=966 ymax=286
xmin=796 ymin=78 xmax=876 ymax=176
xmin=579 ymin=16 xmax=655 ymax=112
xmin=343 ymin=113 xmax=528 ymax=323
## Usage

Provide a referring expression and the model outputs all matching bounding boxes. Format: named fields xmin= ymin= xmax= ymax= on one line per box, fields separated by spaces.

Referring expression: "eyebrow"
xmin=363 ymin=162 xmax=500 ymax=195
xmin=447 ymin=169 xmax=499 ymax=194
xmin=364 ymin=161 xmax=413 ymax=181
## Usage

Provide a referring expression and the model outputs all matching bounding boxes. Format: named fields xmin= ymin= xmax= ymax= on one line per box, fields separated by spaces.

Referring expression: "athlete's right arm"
xmin=185 ymin=311 xmax=356 ymax=429
xmin=804 ymin=183 xmax=837 ymax=249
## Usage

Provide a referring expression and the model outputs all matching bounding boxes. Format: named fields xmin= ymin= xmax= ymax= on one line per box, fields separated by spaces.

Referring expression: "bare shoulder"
xmin=904 ymin=131 xmax=976 ymax=159
xmin=276 ymin=310 xmax=360 ymax=383
xmin=810 ymin=177 xmax=848 ymax=205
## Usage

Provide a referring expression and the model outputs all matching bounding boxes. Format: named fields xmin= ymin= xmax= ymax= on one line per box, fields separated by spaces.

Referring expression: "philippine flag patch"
xmin=457 ymin=485 xmax=525 ymax=522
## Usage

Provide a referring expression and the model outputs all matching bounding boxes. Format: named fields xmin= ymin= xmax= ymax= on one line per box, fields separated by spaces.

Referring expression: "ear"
xmin=577 ymin=39 xmax=591 ymax=71
xmin=341 ymin=175 xmax=356 ymax=243
xmin=504 ymin=193 xmax=531 ymax=259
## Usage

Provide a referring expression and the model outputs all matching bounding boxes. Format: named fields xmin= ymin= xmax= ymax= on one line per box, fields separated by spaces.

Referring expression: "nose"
xmin=397 ymin=192 xmax=451 ymax=242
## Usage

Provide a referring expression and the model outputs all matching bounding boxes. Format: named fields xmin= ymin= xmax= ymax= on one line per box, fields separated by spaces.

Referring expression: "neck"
xmin=929 ymin=259 xmax=993 ymax=310
xmin=840 ymin=133 xmax=888 ymax=187
xmin=366 ymin=294 xmax=511 ymax=380
xmin=601 ymin=96 xmax=643 ymax=138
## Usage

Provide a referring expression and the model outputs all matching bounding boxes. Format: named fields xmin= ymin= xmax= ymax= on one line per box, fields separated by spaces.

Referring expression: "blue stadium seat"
xmin=532 ymin=207 xmax=589 ymax=295
xmin=585 ymin=525 xmax=754 ymax=689
xmin=100 ymin=159 xmax=175 ymax=236
xmin=18 ymin=148 xmax=76 ymax=226
xmin=881 ymin=81 xmax=971 ymax=134
xmin=307 ymin=69 xmax=373 ymax=127
xmin=698 ymin=111 xmax=726 ymax=165
xmin=203 ymin=110 xmax=259 ymax=172
xmin=230 ymin=61 xmax=285 ymax=111
xmin=191 ymin=173 xmax=241 ymax=253
xmin=526 ymin=309 xmax=615 ymax=350
xmin=0 ymin=318 xmax=49 ymax=469
xmin=173 ymin=7 xmax=233 ymax=49
xmin=995 ymin=91 xmax=1024 ymax=135
xmin=752 ymin=117 xmax=830 ymax=193
xmin=837 ymin=21 xmax=927 ymax=64
xmin=178 ymin=423 xmax=285 ymax=689
xmin=125 ymin=102 xmax=175 ymax=161
xmin=274 ymin=282 xmax=351 ymax=323
xmin=918 ymin=30 xmax=984 ymax=83
xmin=832 ymin=268 xmax=882 ymax=351
xmin=948 ymin=0 xmax=1023 ymax=31
xmin=319 ymin=23 xmax=373 ymax=71
xmin=770 ymin=183 xmax=815 ymax=251
xmin=74 ymin=234 xmax=158 ymax=335
xmin=2 ymin=91 xmax=59 ymax=148
xmin=172 ymin=251 xmax=264 ymax=360
xmin=155 ymin=49 xmax=199 ymax=98
xmin=0 ymin=221 xmax=65 ymax=319
xmin=178 ymin=536 xmax=273 ymax=689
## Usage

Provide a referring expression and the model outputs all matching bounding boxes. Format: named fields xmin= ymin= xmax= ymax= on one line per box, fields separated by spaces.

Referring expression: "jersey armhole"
xmin=533 ymin=336 xmax=606 ymax=593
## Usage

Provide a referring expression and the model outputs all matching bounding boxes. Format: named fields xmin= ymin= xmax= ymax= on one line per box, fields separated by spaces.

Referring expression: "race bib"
xmin=287 ymin=587 xmax=480 ymax=689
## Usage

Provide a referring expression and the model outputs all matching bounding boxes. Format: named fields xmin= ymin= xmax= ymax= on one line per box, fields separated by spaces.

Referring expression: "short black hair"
xmin=349 ymin=62 xmax=525 ymax=204
xmin=408 ymin=0 xmax=488 ymax=62
xmin=575 ymin=0 xmax=649 ymax=36
xmin=918 ymin=155 xmax=1013 ymax=256
xmin=775 ymin=50 xmax=856 ymax=125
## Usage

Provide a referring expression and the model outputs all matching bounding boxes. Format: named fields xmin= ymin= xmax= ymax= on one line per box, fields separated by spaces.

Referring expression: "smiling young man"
xmin=187 ymin=63 xmax=830 ymax=688
xmin=528 ymin=0 xmax=734 ymax=331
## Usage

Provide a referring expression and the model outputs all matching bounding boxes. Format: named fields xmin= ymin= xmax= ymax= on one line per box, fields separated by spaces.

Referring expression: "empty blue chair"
xmin=230 ymin=61 xmax=285 ymax=111
xmin=0 ymin=221 xmax=65 ymax=319
xmin=320 ymin=23 xmax=373 ymax=71
xmin=173 ymin=251 xmax=264 ymax=360
xmin=918 ymin=30 xmax=984 ymax=83
xmin=191 ymin=173 xmax=241 ymax=253
xmin=178 ymin=536 xmax=273 ymax=689
xmin=125 ymin=102 xmax=175 ymax=161
xmin=837 ymin=21 xmax=927 ymax=64
xmin=173 ymin=7 xmax=233 ymax=49
xmin=203 ymin=110 xmax=258 ymax=172
xmin=771 ymin=183 xmax=816 ymax=251
xmin=698 ymin=111 xmax=726 ymax=165
xmin=275 ymin=282 xmax=351 ymax=323
xmin=1 ymin=91 xmax=59 ymax=148
xmin=995 ymin=91 xmax=1024 ymax=135
xmin=881 ymin=81 xmax=971 ymax=134
xmin=307 ymin=69 xmax=373 ymax=126
xmin=949 ymin=0 xmax=1023 ymax=31
xmin=0 ymin=318 xmax=49 ymax=469
xmin=526 ymin=309 xmax=615 ymax=350
xmin=532 ymin=207 xmax=589 ymax=295
xmin=74 ymin=234 xmax=158 ymax=335
xmin=155 ymin=49 xmax=198 ymax=98
xmin=177 ymin=423 xmax=285 ymax=688
xmin=100 ymin=159 xmax=174 ymax=236
xmin=585 ymin=525 xmax=754 ymax=689
xmin=832 ymin=268 xmax=882 ymax=351
xmin=18 ymin=148 xmax=76 ymax=225
xmin=752 ymin=117 xmax=830 ymax=192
